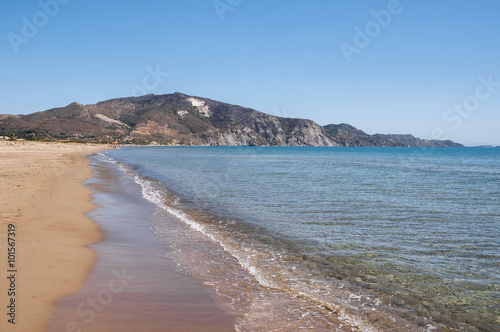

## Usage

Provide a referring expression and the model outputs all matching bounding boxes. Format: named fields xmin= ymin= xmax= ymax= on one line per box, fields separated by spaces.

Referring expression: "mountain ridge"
xmin=0 ymin=92 xmax=464 ymax=147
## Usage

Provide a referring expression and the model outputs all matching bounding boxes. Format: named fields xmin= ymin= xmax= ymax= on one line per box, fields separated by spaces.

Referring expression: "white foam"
xmin=95 ymin=151 xmax=117 ymax=163
xmin=132 ymin=174 xmax=279 ymax=290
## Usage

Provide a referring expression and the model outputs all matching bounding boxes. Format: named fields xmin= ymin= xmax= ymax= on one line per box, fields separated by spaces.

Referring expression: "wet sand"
xmin=48 ymin=153 xmax=235 ymax=331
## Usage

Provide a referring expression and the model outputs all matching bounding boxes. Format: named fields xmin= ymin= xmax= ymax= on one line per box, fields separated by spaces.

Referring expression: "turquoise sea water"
xmin=102 ymin=147 xmax=500 ymax=331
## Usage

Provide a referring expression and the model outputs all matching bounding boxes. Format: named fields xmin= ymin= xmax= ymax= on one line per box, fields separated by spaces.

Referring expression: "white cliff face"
xmin=186 ymin=98 xmax=211 ymax=117
xmin=176 ymin=110 xmax=188 ymax=118
xmin=94 ymin=113 xmax=131 ymax=128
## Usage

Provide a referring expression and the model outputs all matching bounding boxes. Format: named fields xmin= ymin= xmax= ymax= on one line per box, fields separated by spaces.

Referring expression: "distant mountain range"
xmin=0 ymin=92 xmax=464 ymax=147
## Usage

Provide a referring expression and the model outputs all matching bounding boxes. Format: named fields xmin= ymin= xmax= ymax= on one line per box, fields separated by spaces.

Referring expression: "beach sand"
xmin=0 ymin=141 xmax=107 ymax=331
xmin=0 ymin=141 xmax=235 ymax=331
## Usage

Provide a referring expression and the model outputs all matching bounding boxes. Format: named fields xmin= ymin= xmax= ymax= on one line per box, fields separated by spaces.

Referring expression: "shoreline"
xmin=102 ymin=147 xmax=360 ymax=331
xmin=0 ymin=141 xmax=110 ymax=331
xmin=1 ymin=141 xmax=235 ymax=331
xmin=49 ymin=152 xmax=236 ymax=331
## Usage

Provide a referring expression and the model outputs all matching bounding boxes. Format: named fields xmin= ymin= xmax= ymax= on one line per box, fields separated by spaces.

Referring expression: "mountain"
xmin=373 ymin=134 xmax=464 ymax=148
xmin=0 ymin=92 xmax=463 ymax=147
xmin=323 ymin=123 xmax=402 ymax=147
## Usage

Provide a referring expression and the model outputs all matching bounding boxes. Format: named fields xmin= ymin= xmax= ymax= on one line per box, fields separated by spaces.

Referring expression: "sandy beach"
xmin=0 ymin=141 xmax=235 ymax=332
xmin=0 ymin=141 xmax=108 ymax=331
xmin=49 ymin=155 xmax=235 ymax=331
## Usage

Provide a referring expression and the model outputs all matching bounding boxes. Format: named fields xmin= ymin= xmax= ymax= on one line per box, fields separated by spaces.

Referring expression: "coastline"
xmin=0 ymin=141 xmax=109 ymax=331
xmin=49 ymin=152 xmax=236 ymax=331
xmin=100 ymin=147 xmax=360 ymax=331
xmin=1 ymin=141 xmax=236 ymax=331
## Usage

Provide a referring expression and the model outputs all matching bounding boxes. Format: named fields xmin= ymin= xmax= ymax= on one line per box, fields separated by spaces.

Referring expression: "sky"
xmin=1 ymin=0 xmax=499 ymax=146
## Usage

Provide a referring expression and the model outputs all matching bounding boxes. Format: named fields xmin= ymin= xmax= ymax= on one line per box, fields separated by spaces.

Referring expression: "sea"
xmin=95 ymin=146 xmax=499 ymax=331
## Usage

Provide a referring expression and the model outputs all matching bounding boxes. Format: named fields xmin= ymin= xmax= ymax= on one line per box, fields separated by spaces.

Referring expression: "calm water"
xmin=102 ymin=147 xmax=500 ymax=331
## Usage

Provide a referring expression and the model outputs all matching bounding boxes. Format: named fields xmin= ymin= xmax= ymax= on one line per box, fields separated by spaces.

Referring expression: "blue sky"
xmin=1 ymin=0 xmax=499 ymax=145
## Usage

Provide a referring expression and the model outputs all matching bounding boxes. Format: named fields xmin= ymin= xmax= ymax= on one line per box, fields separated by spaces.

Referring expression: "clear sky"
xmin=1 ymin=0 xmax=499 ymax=145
